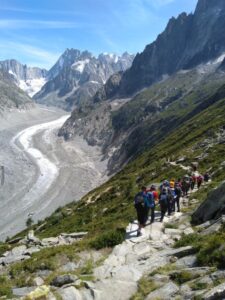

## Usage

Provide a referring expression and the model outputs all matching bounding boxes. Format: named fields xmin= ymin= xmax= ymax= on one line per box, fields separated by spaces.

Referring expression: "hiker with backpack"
xmin=197 ymin=175 xmax=203 ymax=189
xmin=146 ymin=186 xmax=157 ymax=224
xmin=174 ymin=182 xmax=182 ymax=212
xmin=159 ymin=187 xmax=169 ymax=222
xmin=134 ymin=186 xmax=149 ymax=236
xmin=204 ymin=172 xmax=210 ymax=182
xmin=190 ymin=175 xmax=196 ymax=190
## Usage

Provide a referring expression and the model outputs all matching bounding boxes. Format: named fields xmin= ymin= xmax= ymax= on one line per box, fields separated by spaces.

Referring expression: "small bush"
xmin=130 ymin=277 xmax=158 ymax=300
xmin=90 ymin=228 xmax=125 ymax=250
xmin=170 ymin=271 xmax=194 ymax=284
xmin=190 ymin=281 xmax=208 ymax=290
xmin=0 ymin=276 xmax=12 ymax=298
xmin=174 ymin=233 xmax=202 ymax=249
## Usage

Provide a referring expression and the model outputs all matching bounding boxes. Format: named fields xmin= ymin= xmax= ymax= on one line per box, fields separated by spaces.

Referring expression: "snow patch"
xmin=206 ymin=53 xmax=225 ymax=65
xmin=72 ymin=59 xmax=90 ymax=73
xmin=8 ymin=70 xmax=17 ymax=78
xmin=19 ymin=78 xmax=47 ymax=97
xmin=89 ymin=80 xmax=101 ymax=84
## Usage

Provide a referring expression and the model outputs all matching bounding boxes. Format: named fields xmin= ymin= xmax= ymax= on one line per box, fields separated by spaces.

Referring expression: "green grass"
xmin=174 ymin=227 xmax=225 ymax=269
xmin=130 ymin=277 xmax=159 ymax=300
xmin=170 ymin=270 xmax=199 ymax=285
xmin=0 ymin=276 xmax=12 ymax=298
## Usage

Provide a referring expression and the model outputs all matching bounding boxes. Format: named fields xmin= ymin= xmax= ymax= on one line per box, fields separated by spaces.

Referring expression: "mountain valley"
xmin=0 ymin=0 xmax=225 ymax=299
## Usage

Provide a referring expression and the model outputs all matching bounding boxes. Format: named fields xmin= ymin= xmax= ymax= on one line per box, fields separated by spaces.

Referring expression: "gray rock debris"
xmin=145 ymin=281 xmax=179 ymax=300
xmin=51 ymin=274 xmax=78 ymax=287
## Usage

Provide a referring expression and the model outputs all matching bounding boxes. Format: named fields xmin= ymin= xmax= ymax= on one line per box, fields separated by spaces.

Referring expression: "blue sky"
xmin=0 ymin=0 xmax=198 ymax=69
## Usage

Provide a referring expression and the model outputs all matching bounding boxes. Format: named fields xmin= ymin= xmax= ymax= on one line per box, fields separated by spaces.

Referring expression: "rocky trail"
xmin=0 ymin=162 xmax=225 ymax=300
xmin=1 ymin=163 xmax=224 ymax=300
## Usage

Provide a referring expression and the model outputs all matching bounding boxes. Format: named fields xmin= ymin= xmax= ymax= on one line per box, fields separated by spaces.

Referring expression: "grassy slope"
xmin=111 ymin=70 xmax=224 ymax=164
xmin=17 ymin=83 xmax=225 ymax=242
xmin=1 ymin=78 xmax=225 ymax=296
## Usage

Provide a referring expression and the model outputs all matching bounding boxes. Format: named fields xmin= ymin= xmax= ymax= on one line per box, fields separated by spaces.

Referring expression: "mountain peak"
xmin=195 ymin=0 xmax=225 ymax=14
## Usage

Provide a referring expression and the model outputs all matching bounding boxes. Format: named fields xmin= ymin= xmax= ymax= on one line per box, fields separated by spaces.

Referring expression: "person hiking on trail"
xmin=182 ymin=175 xmax=190 ymax=196
xmin=174 ymin=182 xmax=182 ymax=212
xmin=146 ymin=186 xmax=156 ymax=224
xmin=134 ymin=186 xmax=148 ymax=237
xmin=159 ymin=180 xmax=170 ymax=192
xmin=159 ymin=187 xmax=169 ymax=222
xmin=170 ymin=179 xmax=175 ymax=189
xmin=159 ymin=180 xmax=172 ymax=215
xmin=204 ymin=172 xmax=210 ymax=182
xmin=190 ymin=174 xmax=196 ymax=190
xmin=197 ymin=175 xmax=203 ymax=189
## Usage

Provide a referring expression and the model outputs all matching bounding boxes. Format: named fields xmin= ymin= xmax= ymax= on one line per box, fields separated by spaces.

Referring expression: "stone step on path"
xmin=57 ymin=209 xmax=193 ymax=300
xmin=83 ymin=210 xmax=187 ymax=300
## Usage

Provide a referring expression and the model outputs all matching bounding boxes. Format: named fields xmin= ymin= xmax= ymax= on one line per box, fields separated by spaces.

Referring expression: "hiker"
xmin=197 ymin=175 xmax=203 ymax=189
xmin=204 ymin=172 xmax=210 ymax=182
xmin=170 ymin=179 xmax=175 ymax=189
xmin=146 ymin=185 xmax=157 ymax=223
xmin=134 ymin=186 xmax=148 ymax=236
xmin=174 ymin=182 xmax=182 ymax=212
xmin=190 ymin=174 xmax=196 ymax=190
xmin=182 ymin=175 xmax=190 ymax=196
xmin=159 ymin=180 xmax=170 ymax=192
xmin=159 ymin=188 xmax=168 ymax=222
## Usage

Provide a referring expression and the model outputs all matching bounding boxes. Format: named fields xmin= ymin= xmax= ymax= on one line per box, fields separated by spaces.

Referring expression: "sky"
xmin=0 ymin=0 xmax=198 ymax=70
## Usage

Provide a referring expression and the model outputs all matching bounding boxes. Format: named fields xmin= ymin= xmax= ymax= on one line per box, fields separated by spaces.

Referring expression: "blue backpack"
xmin=147 ymin=192 xmax=155 ymax=208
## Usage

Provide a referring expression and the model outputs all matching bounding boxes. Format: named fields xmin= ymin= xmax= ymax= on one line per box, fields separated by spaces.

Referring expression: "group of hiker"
xmin=134 ymin=173 xmax=210 ymax=237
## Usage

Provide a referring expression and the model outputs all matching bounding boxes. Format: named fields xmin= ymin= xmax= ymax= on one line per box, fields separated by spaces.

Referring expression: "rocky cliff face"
xmin=192 ymin=180 xmax=225 ymax=224
xmin=34 ymin=49 xmax=134 ymax=111
xmin=96 ymin=0 xmax=225 ymax=100
xmin=0 ymin=60 xmax=47 ymax=97
xmin=0 ymin=69 xmax=34 ymax=112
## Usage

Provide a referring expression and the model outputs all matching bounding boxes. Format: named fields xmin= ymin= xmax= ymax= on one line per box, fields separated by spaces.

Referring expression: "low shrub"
xmin=0 ymin=276 xmax=12 ymax=298
xmin=90 ymin=228 xmax=126 ymax=250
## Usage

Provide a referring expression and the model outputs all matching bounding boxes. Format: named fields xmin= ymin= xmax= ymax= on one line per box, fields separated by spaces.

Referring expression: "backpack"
xmin=159 ymin=193 xmax=168 ymax=203
xmin=146 ymin=192 xmax=155 ymax=208
xmin=134 ymin=193 xmax=145 ymax=208
xmin=175 ymin=186 xmax=182 ymax=197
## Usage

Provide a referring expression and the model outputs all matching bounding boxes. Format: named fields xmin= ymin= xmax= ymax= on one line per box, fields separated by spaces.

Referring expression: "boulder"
xmin=146 ymin=281 xmax=179 ymax=300
xmin=183 ymin=227 xmax=194 ymax=235
xmin=60 ymin=262 xmax=79 ymax=272
xmin=162 ymin=246 xmax=194 ymax=258
xmin=164 ymin=228 xmax=182 ymax=236
xmin=192 ymin=181 xmax=225 ymax=224
xmin=201 ymin=217 xmax=225 ymax=235
xmin=210 ymin=270 xmax=225 ymax=281
xmin=60 ymin=232 xmax=88 ymax=239
xmin=33 ymin=277 xmax=44 ymax=286
xmin=202 ymin=282 xmax=225 ymax=300
xmin=12 ymin=287 xmax=36 ymax=297
xmin=1 ymin=254 xmax=30 ymax=265
xmin=24 ymin=285 xmax=52 ymax=300
xmin=175 ymin=255 xmax=197 ymax=268
xmin=58 ymin=286 xmax=83 ymax=300
xmin=24 ymin=247 xmax=41 ymax=255
xmin=51 ymin=274 xmax=78 ymax=287
xmin=41 ymin=237 xmax=59 ymax=246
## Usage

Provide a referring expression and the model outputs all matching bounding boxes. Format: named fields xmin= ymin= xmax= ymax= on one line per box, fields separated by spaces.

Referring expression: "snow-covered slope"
xmin=0 ymin=60 xmax=47 ymax=97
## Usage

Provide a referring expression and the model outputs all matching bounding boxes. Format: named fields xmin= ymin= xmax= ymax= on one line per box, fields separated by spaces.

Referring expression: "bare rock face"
xmin=34 ymin=50 xmax=134 ymax=110
xmin=100 ymin=0 xmax=225 ymax=98
xmin=0 ymin=59 xmax=47 ymax=97
xmin=192 ymin=181 xmax=225 ymax=224
xmin=0 ymin=69 xmax=33 ymax=112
